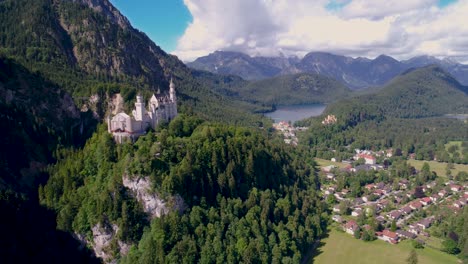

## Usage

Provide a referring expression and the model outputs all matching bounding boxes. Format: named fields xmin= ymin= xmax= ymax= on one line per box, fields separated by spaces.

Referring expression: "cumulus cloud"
xmin=173 ymin=0 xmax=468 ymax=63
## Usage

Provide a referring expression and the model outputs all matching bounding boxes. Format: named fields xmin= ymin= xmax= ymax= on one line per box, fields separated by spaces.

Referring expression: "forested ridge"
xmin=297 ymin=65 xmax=468 ymax=163
xmin=39 ymin=115 xmax=327 ymax=263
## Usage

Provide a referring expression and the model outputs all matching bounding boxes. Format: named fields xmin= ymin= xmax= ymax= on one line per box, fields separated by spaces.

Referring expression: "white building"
xmin=108 ymin=79 xmax=178 ymax=143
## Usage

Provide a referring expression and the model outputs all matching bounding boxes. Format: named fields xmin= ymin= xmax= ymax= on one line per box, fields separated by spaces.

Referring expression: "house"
xmin=426 ymin=182 xmax=436 ymax=189
xmin=406 ymin=190 xmax=416 ymax=198
xmin=453 ymin=200 xmax=465 ymax=208
xmin=378 ymin=229 xmax=399 ymax=244
xmin=334 ymin=193 xmax=344 ymax=201
xmin=365 ymin=183 xmax=376 ymax=190
xmin=333 ymin=205 xmax=341 ymax=213
xmin=396 ymin=230 xmax=417 ymax=239
xmin=409 ymin=201 xmax=423 ymax=210
xmin=400 ymin=206 xmax=413 ymax=215
xmin=420 ymin=197 xmax=432 ymax=206
xmin=360 ymin=154 xmax=377 ymax=165
xmin=344 ymin=220 xmax=359 ymax=235
xmin=399 ymin=179 xmax=409 ymax=190
xmin=323 ymin=165 xmax=337 ymax=173
xmin=416 ymin=218 xmax=433 ymax=230
xmin=352 ymin=208 xmax=363 ymax=217
xmin=438 ymin=190 xmax=447 ymax=197
xmin=450 ymin=184 xmax=463 ymax=192
xmin=326 ymin=173 xmax=335 ymax=180
xmin=332 ymin=215 xmax=343 ymax=223
xmin=408 ymin=225 xmax=421 ymax=235
xmin=354 ymin=197 xmax=364 ymax=206
xmin=388 ymin=210 xmax=403 ymax=220
xmin=386 ymin=149 xmax=393 ymax=158
xmin=430 ymin=194 xmax=439 ymax=203
xmin=376 ymin=215 xmax=386 ymax=224
xmin=373 ymin=189 xmax=385 ymax=197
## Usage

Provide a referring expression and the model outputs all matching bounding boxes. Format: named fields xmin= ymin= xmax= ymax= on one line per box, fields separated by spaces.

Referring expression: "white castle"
xmin=107 ymin=79 xmax=178 ymax=143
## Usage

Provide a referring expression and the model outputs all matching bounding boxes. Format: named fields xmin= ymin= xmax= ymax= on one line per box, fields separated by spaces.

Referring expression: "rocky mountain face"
xmin=188 ymin=51 xmax=300 ymax=80
xmin=188 ymin=51 xmax=468 ymax=89
xmin=57 ymin=0 xmax=169 ymax=86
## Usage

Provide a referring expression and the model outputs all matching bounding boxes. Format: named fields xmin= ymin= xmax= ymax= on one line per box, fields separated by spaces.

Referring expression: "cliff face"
xmin=122 ymin=176 xmax=186 ymax=219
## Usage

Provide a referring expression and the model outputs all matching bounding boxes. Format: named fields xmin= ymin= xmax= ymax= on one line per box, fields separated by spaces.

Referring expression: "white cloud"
xmin=339 ymin=0 xmax=437 ymax=19
xmin=173 ymin=0 xmax=468 ymax=63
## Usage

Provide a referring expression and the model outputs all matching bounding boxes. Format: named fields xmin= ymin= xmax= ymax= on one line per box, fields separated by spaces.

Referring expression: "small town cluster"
xmin=321 ymin=149 xmax=467 ymax=246
xmin=272 ymin=121 xmax=308 ymax=145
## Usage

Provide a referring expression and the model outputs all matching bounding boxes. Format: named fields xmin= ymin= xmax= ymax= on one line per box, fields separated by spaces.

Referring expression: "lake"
xmin=265 ymin=104 xmax=326 ymax=123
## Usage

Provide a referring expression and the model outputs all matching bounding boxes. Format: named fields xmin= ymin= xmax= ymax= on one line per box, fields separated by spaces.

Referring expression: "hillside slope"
xmin=0 ymin=0 xmax=267 ymax=125
xmin=325 ymin=65 xmax=468 ymax=120
xmin=239 ymin=72 xmax=351 ymax=106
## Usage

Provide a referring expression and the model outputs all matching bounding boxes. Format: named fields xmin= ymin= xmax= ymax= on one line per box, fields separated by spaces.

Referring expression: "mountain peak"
xmin=67 ymin=0 xmax=131 ymax=29
xmin=373 ymin=54 xmax=398 ymax=63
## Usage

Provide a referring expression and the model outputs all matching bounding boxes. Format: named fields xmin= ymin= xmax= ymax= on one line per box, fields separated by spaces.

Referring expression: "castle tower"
xmin=134 ymin=94 xmax=145 ymax=121
xmin=107 ymin=116 xmax=112 ymax=133
xmin=169 ymin=78 xmax=176 ymax=102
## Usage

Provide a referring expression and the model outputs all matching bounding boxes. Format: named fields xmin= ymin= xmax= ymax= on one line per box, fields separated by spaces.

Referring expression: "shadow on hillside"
xmin=0 ymin=195 xmax=101 ymax=264
xmin=301 ymin=231 xmax=330 ymax=264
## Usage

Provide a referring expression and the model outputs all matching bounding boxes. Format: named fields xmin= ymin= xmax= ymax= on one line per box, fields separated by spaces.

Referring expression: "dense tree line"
xmin=40 ymin=115 xmax=327 ymax=262
xmin=298 ymin=114 xmax=468 ymax=164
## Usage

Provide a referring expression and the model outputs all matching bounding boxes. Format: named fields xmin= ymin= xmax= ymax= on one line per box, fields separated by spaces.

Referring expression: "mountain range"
xmin=188 ymin=51 xmax=468 ymax=89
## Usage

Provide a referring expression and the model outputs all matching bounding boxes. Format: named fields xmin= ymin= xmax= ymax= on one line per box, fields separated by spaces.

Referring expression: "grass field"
xmin=311 ymin=229 xmax=459 ymax=264
xmin=407 ymin=159 xmax=468 ymax=178
xmin=445 ymin=141 xmax=464 ymax=157
xmin=315 ymin=158 xmax=349 ymax=169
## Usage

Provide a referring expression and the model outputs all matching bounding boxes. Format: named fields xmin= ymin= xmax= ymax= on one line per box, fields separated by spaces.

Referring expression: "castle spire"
xmin=169 ymin=77 xmax=176 ymax=102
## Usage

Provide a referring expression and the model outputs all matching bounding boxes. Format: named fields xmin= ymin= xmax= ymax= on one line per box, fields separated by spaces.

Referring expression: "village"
xmin=320 ymin=149 xmax=467 ymax=247
xmin=272 ymin=121 xmax=308 ymax=145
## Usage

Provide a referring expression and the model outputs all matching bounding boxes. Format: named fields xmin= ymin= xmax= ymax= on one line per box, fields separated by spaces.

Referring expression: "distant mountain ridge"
xmin=188 ymin=51 xmax=468 ymax=89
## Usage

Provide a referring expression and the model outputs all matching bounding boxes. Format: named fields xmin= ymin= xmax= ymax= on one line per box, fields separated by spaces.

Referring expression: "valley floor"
xmin=310 ymin=229 xmax=459 ymax=264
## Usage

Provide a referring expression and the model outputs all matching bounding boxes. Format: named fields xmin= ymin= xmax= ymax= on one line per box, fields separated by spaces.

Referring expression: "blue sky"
xmin=110 ymin=0 xmax=192 ymax=52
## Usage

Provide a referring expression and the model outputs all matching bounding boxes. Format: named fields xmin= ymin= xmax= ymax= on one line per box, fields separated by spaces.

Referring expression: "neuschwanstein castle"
xmin=107 ymin=79 xmax=178 ymax=143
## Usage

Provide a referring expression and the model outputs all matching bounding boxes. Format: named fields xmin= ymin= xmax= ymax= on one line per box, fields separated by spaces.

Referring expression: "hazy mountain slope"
xmin=188 ymin=51 xmax=468 ymax=89
xmin=188 ymin=51 xmax=300 ymax=80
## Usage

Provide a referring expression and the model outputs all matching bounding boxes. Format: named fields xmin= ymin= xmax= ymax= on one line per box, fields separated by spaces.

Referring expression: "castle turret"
xmin=134 ymin=94 xmax=145 ymax=121
xmin=107 ymin=116 xmax=112 ymax=133
xmin=169 ymin=78 xmax=176 ymax=102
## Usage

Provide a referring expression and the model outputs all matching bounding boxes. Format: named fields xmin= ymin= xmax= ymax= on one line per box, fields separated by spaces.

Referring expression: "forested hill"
xmin=297 ymin=66 xmax=468 ymax=163
xmin=324 ymin=65 xmax=468 ymax=121
xmin=0 ymin=0 xmax=268 ymax=125
xmin=40 ymin=115 xmax=327 ymax=263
